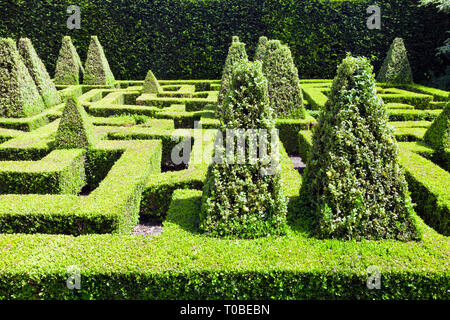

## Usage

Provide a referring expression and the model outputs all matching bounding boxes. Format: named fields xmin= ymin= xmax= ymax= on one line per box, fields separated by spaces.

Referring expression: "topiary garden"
xmin=0 ymin=4 xmax=448 ymax=301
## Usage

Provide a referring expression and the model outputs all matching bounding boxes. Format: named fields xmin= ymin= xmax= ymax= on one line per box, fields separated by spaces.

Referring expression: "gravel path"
xmin=131 ymin=217 xmax=163 ymax=236
xmin=290 ymin=156 xmax=306 ymax=174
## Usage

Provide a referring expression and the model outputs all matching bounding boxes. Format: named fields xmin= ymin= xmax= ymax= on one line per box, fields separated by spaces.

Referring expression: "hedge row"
xmin=0 ymin=187 xmax=448 ymax=299
xmin=398 ymin=144 xmax=450 ymax=236
xmin=0 ymin=140 xmax=162 ymax=235
xmin=0 ymin=140 xmax=448 ymax=299
xmin=0 ymin=0 xmax=448 ymax=81
xmin=0 ymin=149 xmax=86 ymax=195
xmin=141 ymin=129 xmax=217 ymax=219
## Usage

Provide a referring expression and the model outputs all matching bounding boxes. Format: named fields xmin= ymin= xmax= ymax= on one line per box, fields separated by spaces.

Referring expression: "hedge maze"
xmin=0 ymin=36 xmax=448 ymax=300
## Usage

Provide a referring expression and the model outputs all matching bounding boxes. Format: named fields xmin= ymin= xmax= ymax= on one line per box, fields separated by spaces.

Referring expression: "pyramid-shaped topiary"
xmin=0 ymin=38 xmax=45 ymax=118
xmin=299 ymin=55 xmax=420 ymax=241
xmin=54 ymin=36 xmax=84 ymax=85
xmin=377 ymin=37 xmax=413 ymax=84
xmin=83 ymin=36 xmax=115 ymax=86
xmin=262 ymin=40 xmax=305 ymax=118
xmin=18 ymin=38 xmax=61 ymax=108
xmin=254 ymin=36 xmax=268 ymax=61
xmin=216 ymin=37 xmax=248 ymax=115
xmin=424 ymin=102 xmax=449 ymax=151
xmin=201 ymin=60 xmax=288 ymax=239
xmin=142 ymin=70 xmax=162 ymax=94
xmin=54 ymin=96 xmax=97 ymax=149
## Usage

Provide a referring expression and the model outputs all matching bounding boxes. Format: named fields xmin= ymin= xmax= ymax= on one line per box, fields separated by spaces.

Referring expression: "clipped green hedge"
xmin=276 ymin=116 xmax=316 ymax=155
xmin=388 ymin=109 xmax=442 ymax=121
xmin=0 ymin=0 xmax=447 ymax=81
xmin=0 ymin=186 xmax=448 ymax=299
xmin=0 ymin=149 xmax=86 ymax=195
xmin=0 ymin=140 xmax=162 ymax=235
xmin=398 ymin=145 xmax=449 ymax=236
xmin=141 ymin=128 xmax=215 ymax=219
xmin=0 ymin=139 xmax=448 ymax=299
xmin=298 ymin=130 xmax=313 ymax=160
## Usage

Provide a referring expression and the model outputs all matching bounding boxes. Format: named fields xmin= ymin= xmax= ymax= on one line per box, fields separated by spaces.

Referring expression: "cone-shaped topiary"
xmin=18 ymin=38 xmax=61 ymax=108
xmin=83 ymin=36 xmax=115 ymax=86
xmin=424 ymin=102 xmax=449 ymax=151
xmin=54 ymin=96 xmax=97 ymax=149
xmin=254 ymin=36 xmax=268 ymax=61
xmin=0 ymin=38 xmax=45 ymax=118
xmin=299 ymin=55 xmax=420 ymax=241
xmin=142 ymin=70 xmax=162 ymax=94
xmin=377 ymin=38 xmax=413 ymax=84
xmin=216 ymin=37 xmax=248 ymax=115
xmin=54 ymin=36 xmax=84 ymax=85
xmin=262 ymin=40 xmax=305 ymax=118
xmin=201 ymin=60 xmax=288 ymax=239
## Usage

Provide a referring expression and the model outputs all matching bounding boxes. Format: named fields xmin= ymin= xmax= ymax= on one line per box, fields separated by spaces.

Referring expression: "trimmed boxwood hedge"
xmin=0 ymin=140 xmax=162 ymax=235
xmin=0 ymin=141 xmax=448 ymax=299
xmin=0 ymin=149 xmax=86 ymax=195
xmin=398 ymin=142 xmax=449 ymax=235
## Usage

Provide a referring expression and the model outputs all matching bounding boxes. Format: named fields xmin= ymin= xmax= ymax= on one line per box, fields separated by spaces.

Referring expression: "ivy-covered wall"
xmin=0 ymin=0 xmax=448 ymax=81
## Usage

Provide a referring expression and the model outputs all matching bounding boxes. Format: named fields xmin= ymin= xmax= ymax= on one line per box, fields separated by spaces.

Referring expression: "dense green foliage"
xmin=201 ymin=61 xmax=288 ymax=238
xmin=299 ymin=55 xmax=420 ymax=240
xmin=254 ymin=36 xmax=268 ymax=61
xmin=142 ymin=70 xmax=162 ymax=94
xmin=0 ymin=38 xmax=45 ymax=118
xmin=54 ymin=36 xmax=84 ymax=85
xmin=0 ymin=0 xmax=447 ymax=81
xmin=399 ymin=143 xmax=449 ymax=236
xmin=18 ymin=38 xmax=61 ymax=107
xmin=54 ymin=97 xmax=97 ymax=149
xmin=83 ymin=36 xmax=115 ymax=85
xmin=216 ymin=37 xmax=248 ymax=111
xmin=420 ymin=0 xmax=450 ymax=12
xmin=424 ymin=102 xmax=450 ymax=151
xmin=377 ymin=38 xmax=413 ymax=84
xmin=0 ymin=69 xmax=448 ymax=298
xmin=262 ymin=40 xmax=305 ymax=118
xmin=0 ymin=188 xmax=448 ymax=299
xmin=0 ymin=149 xmax=86 ymax=195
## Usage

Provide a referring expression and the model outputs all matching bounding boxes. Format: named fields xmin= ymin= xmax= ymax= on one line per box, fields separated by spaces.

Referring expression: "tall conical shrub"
xmin=143 ymin=70 xmax=162 ymax=94
xmin=216 ymin=37 xmax=248 ymax=115
xmin=0 ymin=38 xmax=45 ymax=118
xmin=377 ymin=38 xmax=413 ymax=84
xmin=424 ymin=102 xmax=449 ymax=151
xmin=54 ymin=36 xmax=84 ymax=85
xmin=201 ymin=60 xmax=288 ymax=239
xmin=18 ymin=38 xmax=61 ymax=107
xmin=54 ymin=97 xmax=97 ymax=149
xmin=83 ymin=36 xmax=115 ymax=86
xmin=254 ymin=36 xmax=268 ymax=61
xmin=299 ymin=55 xmax=419 ymax=241
xmin=262 ymin=40 xmax=305 ymax=118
